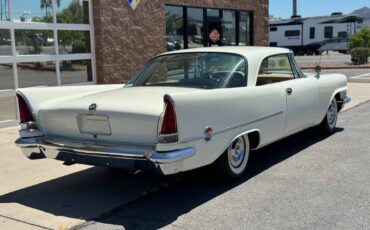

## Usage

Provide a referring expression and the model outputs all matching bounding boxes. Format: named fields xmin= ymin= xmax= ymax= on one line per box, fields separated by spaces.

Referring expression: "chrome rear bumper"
xmin=15 ymin=137 xmax=196 ymax=175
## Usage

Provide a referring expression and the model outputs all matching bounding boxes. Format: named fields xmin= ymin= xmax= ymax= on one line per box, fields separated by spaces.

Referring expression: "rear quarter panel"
xmin=158 ymin=84 xmax=287 ymax=171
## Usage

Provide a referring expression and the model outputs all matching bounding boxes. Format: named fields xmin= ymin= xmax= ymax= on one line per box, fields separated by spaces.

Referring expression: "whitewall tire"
xmin=319 ymin=99 xmax=338 ymax=133
xmin=215 ymin=136 xmax=250 ymax=178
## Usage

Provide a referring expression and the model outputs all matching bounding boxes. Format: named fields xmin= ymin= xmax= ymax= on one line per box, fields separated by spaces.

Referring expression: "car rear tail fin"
xmin=16 ymin=92 xmax=35 ymax=124
xmin=16 ymin=92 xmax=41 ymax=136
xmin=159 ymin=96 xmax=178 ymax=144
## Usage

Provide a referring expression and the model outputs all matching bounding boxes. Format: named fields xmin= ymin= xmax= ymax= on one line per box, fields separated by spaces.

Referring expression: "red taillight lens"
xmin=161 ymin=98 xmax=177 ymax=135
xmin=16 ymin=93 xmax=35 ymax=123
xmin=159 ymin=97 xmax=178 ymax=144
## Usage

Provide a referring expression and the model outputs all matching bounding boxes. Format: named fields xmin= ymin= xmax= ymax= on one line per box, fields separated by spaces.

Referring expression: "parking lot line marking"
xmin=0 ymin=214 xmax=51 ymax=230
xmin=350 ymin=73 xmax=370 ymax=79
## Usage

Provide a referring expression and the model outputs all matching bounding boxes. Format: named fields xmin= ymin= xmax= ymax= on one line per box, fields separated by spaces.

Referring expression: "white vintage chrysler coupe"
xmin=16 ymin=47 xmax=351 ymax=178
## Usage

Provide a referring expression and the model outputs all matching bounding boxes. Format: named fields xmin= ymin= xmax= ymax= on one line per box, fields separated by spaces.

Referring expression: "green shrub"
xmin=349 ymin=27 xmax=370 ymax=50
xmin=351 ymin=47 xmax=370 ymax=65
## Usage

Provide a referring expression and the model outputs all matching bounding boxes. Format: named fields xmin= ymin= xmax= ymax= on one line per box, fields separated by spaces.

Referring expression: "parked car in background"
xmin=0 ymin=38 xmax=11 ymax=45
xmin=166 ymin=36 xmax=182 ymax=51
xmin=15 ymin=47 xmax=351 ymax=178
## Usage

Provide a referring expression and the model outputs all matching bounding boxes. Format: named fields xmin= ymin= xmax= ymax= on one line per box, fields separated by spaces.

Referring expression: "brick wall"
xmin=93 ymin=0 xmax=269 ymax=84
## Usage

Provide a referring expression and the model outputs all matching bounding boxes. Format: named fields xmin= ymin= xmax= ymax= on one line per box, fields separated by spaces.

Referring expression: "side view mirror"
xmin=314 ymin=65 xmax=322 ymax=78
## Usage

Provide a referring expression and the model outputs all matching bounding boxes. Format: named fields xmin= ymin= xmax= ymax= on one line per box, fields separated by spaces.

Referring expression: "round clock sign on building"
xmin=209 ymin=29 xmax=221 ymax=42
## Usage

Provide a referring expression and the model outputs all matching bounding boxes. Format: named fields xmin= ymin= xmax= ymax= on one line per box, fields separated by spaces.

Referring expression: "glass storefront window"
xmin=0 ymin=95 xmax=16 ymax=121
xmin=239 ymin=11 xmax=251 ymax=46
xmin=0 ymin=0 xmax=95 ymax=125
xmin=0 ymin=0 xmax=10 ymax=21
xmin=165 ymin=5 xmax=183 ymax=51
xmin=207 ymin=9 xmax=219 ymax=17
xmin=187 ymin=8 xmax=203 ymax=49
xmin=13 ymin=0 xmax=53 ymax=23
xmin=60 ymin=59 xmax=92 ymax=84
xmin=57 ymin=0 xmax=90 ymax=24
xmin=58 ymin=30 xmax=91 ymax=54
xmin=222 ymin=10 xmax=236 ymax=46
xmin=165 ymin=5 xmax=252 ymax=49
xmin=15 ymin=29 xmax=55 ymax=55
xmin=17 ymin=61 xmax=57 ymax=87
xmin=0 ymin=63 xmax=14 ymax=89
xmin=0 ymin=29 xmax=11 ymax=55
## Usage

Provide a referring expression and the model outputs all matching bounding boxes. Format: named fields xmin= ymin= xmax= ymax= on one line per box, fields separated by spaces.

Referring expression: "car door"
xmin=280 ymin=54 xmax=319 ymax=134
xmin=256 ymin=53 xmax=319 ymax=135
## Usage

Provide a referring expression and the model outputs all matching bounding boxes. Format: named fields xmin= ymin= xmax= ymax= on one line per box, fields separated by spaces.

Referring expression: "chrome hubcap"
xmin=228 ymin=137 xmax=246 ymax=168
xmin=327 ymin=102 xmax=337 ymax=128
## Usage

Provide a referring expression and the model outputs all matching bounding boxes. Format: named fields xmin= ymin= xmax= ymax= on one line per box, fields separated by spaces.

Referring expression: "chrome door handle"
xmin=286 ymin=88 xmax=293 ymax=95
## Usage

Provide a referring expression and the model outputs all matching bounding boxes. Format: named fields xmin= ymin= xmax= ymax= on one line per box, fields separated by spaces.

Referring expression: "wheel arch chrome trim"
xmin=224 ymin=129 xmax=262 ymax=153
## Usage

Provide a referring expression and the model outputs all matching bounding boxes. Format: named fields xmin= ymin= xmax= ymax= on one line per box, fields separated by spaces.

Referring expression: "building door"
xmin=207 ymin=9 xmax=222 ymax=46
xmin=208 ymin=21 xmax=222 ymax=46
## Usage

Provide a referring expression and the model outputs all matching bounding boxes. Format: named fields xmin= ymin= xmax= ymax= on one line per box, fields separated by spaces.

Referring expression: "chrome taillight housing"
xmin=159 ymin=96 xmax=178 ymax=144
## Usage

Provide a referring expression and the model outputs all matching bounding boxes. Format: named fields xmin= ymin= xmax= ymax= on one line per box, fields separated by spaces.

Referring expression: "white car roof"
xmin=161 ymin=46 xmax=290 ymax=61
xmin=159 ymin=46 xmax=292 ymax=85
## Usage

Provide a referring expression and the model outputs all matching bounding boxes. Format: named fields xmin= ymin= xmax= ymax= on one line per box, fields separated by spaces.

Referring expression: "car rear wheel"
xmin=214 ymin=136 xmax=250 ymax=178
xmin=319 ymin=99 xmax=338 ymax=133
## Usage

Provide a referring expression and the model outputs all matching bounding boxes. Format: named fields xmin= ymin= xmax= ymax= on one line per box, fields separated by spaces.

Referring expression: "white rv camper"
xmin=269 ymin=13 xmax=364 ymax=55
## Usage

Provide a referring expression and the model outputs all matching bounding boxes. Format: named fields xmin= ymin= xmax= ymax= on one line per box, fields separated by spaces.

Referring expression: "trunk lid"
xmin=39 ymin=87 xmax=200 ymax=145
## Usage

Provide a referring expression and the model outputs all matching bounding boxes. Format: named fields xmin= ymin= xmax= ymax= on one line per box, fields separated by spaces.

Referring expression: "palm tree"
xmin=40 ymin=0 xmax=60 ymax=16
xmin=0 ymin=0 xmax=9 ymax=21
xmin=67 ymin=0 xmax=82 ymax=20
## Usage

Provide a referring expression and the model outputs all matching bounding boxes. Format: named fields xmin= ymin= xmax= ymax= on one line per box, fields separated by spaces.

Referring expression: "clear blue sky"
xmin=270 ymin=0 xmax=370 ymax=19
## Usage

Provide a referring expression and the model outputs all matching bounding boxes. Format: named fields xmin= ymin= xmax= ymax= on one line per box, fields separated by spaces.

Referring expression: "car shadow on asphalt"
xmin=0 ymin=127 xmax=343 ymax=229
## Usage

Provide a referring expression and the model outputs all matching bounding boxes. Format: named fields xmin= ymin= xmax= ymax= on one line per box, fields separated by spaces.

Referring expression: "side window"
xmin=324 ymin=26 xmax=333 ymax=39
xmin=256 ymin=54 xmax=296 ymax=86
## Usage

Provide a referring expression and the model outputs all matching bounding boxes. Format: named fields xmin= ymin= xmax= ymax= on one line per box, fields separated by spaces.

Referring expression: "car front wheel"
xmin=319 ymin=99 xmax=338 ymax=133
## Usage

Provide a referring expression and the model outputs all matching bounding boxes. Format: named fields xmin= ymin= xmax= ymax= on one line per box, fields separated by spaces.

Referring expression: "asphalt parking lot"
xmin=80 ymin=102 xmax=370 ymax=230
xmin=0 ymin=85 xmax=369 ymax=229
xmin=295 ymin=54 xmax=370 ymax=83
xmin=0 ymin=52 xmax=369 ymax=229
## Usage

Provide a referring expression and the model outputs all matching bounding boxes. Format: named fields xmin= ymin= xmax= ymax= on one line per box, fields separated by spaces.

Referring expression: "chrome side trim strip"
xmin=181 ymin=110 xmax=284 ymax=144
xmin=180 ymin=135 xmax=204 ymax=144
xmin=214 ymin=111 xmax=284 ymax=135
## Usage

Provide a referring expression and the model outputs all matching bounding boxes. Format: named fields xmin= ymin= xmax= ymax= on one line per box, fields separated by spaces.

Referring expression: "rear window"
xmin=126 ymin=52 xmax=247 ymax=89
